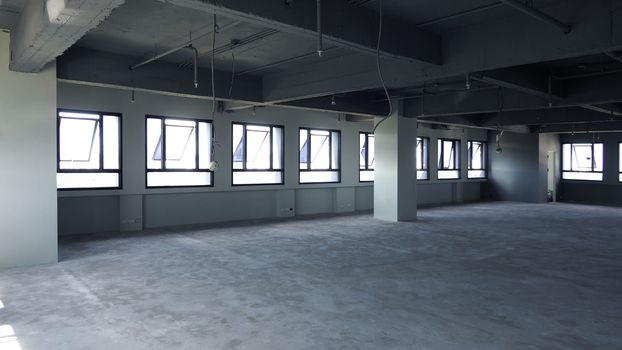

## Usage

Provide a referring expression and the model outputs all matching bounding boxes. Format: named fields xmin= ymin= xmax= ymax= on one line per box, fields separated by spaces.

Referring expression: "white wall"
xmin=0 ymin=31 xmax=58 ymax=269
xmin=57 ymin=83 xmax=489 ymax=235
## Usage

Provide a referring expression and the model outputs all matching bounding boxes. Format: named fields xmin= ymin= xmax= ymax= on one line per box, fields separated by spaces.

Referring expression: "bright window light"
xmin=0 ymin=324 xmax=21 ymax=350
xmin=299 ymin=128 xmax=340 ymax=183
xmin=467 ymin=141 xmax=487 ymax=179
xmin=416 ymin=137 xmax=429 ymax=180
xmin=359 ymin=132 xmax=374 ymax=182
xmin=562 ymin=143 xmax=603 ymax=181
xmin=438 ymin=138 xmax=460 ymax=179
xmin=232 ymin=123 xmax=284 ymax=185
xmin=57 ymin=110 xmax=121 ymax=190
xmin=146 ymin=116 xmax=212 ymax=187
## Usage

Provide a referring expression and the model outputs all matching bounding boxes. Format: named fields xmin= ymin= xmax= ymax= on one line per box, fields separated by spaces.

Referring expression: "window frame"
xmin=231 ymin=121 xmax=285 ymax=186
xmin=145 ymin=115 xmax=214 ymax=189
xmin=437 ymin=138 xmax=461 ymax=180
xmin=619 ymin=143 xmax=622 ymax=183
xmin=56 ymin=108 xmax=123 ymax=191
xmin=298 ymin=127 xmax=341 ymax=184
xmin=416 ymin=136 xmax=430 ymax=181
xmin=467 ymin=140 xmax=488 ymax=179
xmin=359 ymin=132 xmax=374 ymax=183
xmin=561 ymin=142 xmax=604 ymax=182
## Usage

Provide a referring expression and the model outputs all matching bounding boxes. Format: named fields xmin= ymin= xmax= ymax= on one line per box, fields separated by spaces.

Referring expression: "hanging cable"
xmin=372 ymin=0 xmax=393 ymax=134
xmin=229 ymin=49 xmax=236 ymax=99
xmin=209 ymin=14 xmax=218 ymax=171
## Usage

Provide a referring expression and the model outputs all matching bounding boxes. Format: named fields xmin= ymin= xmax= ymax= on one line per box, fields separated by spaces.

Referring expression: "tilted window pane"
xmin=146 ymin=118 xmax=163 ymax=170
xmin=246 ymin=128 xmax=271 ymax=169
xmin=59 ymin=117 xmax=100 ymax=169
xmin=310 ymin=133 xmax=330 ymax=169
xmin=232 ymin=123 xmax=245 ymax=169
xmin=299 ymin=129 xmax=308 ymax=169
xmin=367 ymin=134 xmax=375 ymax=169
xmin=359 ymin=133 xmax=367 ymax=169
xmin=165 ymin=121 xmax=196 ymax=169
xmin=198 ymin=122 xmax=211 ymax=169
xmin=103 ymin=115 xmax=120 ymax=170
xmin=331 ymin=131 xmax=340 ymax=170
xmin=272 ymin=127 xmax=283 ymax=170
xmin=572 ymin=144 xmax=593 ymax=171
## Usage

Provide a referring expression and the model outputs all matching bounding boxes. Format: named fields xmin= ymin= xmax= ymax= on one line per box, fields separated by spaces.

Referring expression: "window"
xmin=299 ymin=128 xmax=340 ymax=183
xmin=437 ymin=139 xmax=460 ymax=179
xmin=416 ymin=137 xmax=429 ymax=180
xmin=359 ymin=132 xmax=374 ymax=182
xmin=146 ymin=116 xmax=213 ymax=187
xmin=562 ymin=143 xmax=603 ymax=181
xmin=232 ymin=122 xmax=284 ymax=185
xmin=57 ymin=110 xmax=121 ymax=190
xmin=467 ymin=141 xmax=487 ymax=179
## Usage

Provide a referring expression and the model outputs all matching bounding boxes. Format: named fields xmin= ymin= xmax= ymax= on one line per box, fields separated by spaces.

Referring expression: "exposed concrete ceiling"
xmin=0 ymin=0 xmax=24 ymax=30
xmin=7 ymin=0 xmax=622 ymax=132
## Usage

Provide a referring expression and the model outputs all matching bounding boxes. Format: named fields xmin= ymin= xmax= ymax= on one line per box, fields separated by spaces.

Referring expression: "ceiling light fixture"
xmin=331 ymin=95 xmax=337 ymax=106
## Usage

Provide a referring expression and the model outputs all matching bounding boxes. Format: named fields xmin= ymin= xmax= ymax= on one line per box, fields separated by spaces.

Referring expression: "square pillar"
xmin=374 ymin=101 xmax=418 ymax=221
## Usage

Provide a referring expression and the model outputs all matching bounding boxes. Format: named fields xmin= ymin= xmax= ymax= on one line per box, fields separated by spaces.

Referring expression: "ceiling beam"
xmin=57 ymin=47 xmax=263 ymax=103
xmin=160 ymin=0 xmax=441 ymax=65
xmin=539 ymin=121 xmax=622 ymax=133
xmin=477 ymin=107 xmax=620 ymax=127
xmin=405 ymin=72 xmax=622 ymax=117
xmin=470 ymin=66 xmax=562 ymax=100
xmin=261 ymin=0 xmax=622 ymax=103
xmin=9 ymin=0 xmax=125 ymax=72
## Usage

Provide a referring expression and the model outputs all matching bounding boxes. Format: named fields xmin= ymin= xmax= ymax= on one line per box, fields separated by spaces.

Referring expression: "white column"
xmin=374 ymin=101 xmax=418 ymax=221
xmin=0 ymin=31 xmax=58 ymax=269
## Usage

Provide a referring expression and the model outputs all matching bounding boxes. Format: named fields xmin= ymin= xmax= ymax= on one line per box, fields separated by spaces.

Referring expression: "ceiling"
xmin=6 ymin=0 xmax=622 ymax=133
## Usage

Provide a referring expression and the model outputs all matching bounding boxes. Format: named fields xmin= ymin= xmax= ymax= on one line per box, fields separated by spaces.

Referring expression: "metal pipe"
xmin=237 ymin=47 xmax=339 ymax=76
xmin=417 ymin=2 xmax=504 ymax=27
xmin=129 ymin=21 xmax=239 ymax=70
xmin=317 ymin=0 xmax=323 ymax=57
xmin=499 ymin=0 xmax=571 ymax=34
xmin=188 ymin=45 xmax=198 ymax=88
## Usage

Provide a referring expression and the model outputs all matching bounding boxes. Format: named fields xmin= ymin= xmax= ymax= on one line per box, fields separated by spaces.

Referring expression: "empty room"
xmin=1 ymin=0 xmax=621 ymax=349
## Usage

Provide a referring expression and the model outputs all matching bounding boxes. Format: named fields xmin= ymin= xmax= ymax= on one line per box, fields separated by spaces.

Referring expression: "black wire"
xmin=229 ymin=50 xmax=235 ymax=99
xmin=372 ymin=0 xmax=392 ymax=134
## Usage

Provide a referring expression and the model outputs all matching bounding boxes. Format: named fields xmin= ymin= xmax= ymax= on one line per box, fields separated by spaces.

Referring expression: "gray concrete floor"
xmin=1 ymin=202 xmax=621 ymax=350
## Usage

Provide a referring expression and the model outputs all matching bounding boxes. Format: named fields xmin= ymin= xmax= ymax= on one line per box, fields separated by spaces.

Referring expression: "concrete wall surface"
xmin=558 ymin=133 xmax=622 ymax=206
xmin=57 ymin=83 xmax=488 ymax=235
xmin=0 ymin=31 xmax=58 ymax=269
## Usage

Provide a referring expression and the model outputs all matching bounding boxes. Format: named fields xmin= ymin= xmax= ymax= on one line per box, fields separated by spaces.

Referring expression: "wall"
xmin=417 ymin=124 xmax=488 ymax=206
xmin=57 ymin=83 xmax=488 ymax=235
xmin=0 ymin=31 xmax=58 ymax=269
xmin=559 ymin=133 xmax=622 ymax=206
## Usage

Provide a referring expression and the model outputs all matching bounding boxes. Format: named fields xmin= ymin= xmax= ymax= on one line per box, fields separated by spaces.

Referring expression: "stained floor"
xmin=1 ymin=202 xmax=621 ymax=349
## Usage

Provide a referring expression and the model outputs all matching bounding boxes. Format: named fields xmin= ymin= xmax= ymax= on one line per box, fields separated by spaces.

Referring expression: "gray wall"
xmin=559 ymin=133 xmax=622 ymax=206
xmin=0 ymin=31 xmax=58 ymax=269
xmin=57 ymin=83 xmax=488 ymax=235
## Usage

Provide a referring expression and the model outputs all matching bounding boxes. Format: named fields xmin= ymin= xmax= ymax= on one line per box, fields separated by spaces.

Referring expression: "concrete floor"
xmin=0 ymin=202 xmax=621 ymax=350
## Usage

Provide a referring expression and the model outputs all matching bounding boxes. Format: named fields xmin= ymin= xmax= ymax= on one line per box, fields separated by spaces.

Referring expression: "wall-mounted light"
xmin=331 ymin=95 xmax=337 ymax=106
xmin=130 ymin=90 xmax=135 ymax=103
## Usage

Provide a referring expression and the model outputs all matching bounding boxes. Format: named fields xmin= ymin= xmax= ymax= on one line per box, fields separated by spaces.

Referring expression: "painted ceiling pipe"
xmin=317 ymin=0 xmax=323 ymax=57
xmin=187 ymin=45 xmax=199 ymax=88
xmin=499 ymin=0 xmax=571 ymax=34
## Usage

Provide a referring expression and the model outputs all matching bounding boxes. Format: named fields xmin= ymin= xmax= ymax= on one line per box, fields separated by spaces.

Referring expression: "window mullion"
xmin=307 ymin=129 xmax=311 ymax=170
xmin=161 ymin=118 xmax=166 ymax=170
xmin=243 ymin=124 xmax=248 ymax=170
xmin=269 ymin=127 xmax=274 ymax=170
xmin=98 ymin=115 xmax=104 ymax=171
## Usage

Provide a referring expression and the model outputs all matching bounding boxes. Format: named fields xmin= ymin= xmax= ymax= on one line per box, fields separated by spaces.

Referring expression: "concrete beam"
xmin=539 ymin=121 xmax=622 ymax=133
xmin=262 ymin=0 xmax=622 ymax=102
xmin=478 ymin=108 xmax=620 ymax=126
xmin=161 ymin=0 xmax=441 ymax=65
xmin=279 ymin=93 xmax=390 ymax=117
xmin=471 ymin=67 xmax=563 ymax=100
xmin=9 ymin=0 xmax=125 ymax=72
xmin=404 ymin=72 xmax=622 ymax=117
xmin=57 ymin=47 xmax=263 ymax=103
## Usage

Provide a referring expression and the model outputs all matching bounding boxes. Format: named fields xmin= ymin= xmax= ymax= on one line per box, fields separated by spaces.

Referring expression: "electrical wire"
xmin=210 ymin=14 xmax=218 ymax=167
xmin=372 ymin=0 xmax=393 ymax=134
xmin=229 ymin=49 xmax=236 ymax=99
